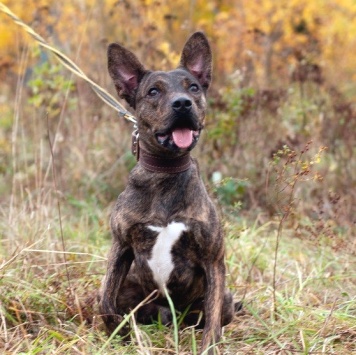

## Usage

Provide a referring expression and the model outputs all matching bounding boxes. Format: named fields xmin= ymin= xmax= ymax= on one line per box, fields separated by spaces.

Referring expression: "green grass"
xmin=1 ymin=193 xmax=355 ymax=354
xmin=1 ymin=44 xmax=355 ymax=354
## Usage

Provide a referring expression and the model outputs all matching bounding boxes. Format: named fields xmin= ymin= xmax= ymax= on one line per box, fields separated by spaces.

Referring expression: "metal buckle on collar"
xmin=131 ymin=126 xmax=140 ymax=161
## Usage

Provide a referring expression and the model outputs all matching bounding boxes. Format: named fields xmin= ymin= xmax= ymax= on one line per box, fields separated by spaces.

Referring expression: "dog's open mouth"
xmin=156 ymin=128 xmax=200 ymax=149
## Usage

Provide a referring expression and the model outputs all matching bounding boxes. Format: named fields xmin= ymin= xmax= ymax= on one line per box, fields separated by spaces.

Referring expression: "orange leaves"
xmin=1 ymin=0 xmax=356 ymax=90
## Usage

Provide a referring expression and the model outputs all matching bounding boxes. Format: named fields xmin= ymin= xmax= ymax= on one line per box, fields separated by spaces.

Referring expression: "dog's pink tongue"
xmin=172 ymin=128 xmax=193 ymax=148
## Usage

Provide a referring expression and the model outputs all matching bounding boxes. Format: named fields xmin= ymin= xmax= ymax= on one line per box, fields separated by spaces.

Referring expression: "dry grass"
xmin=1 ymin=197 xmax=355 ymax=354
xmin=1 ymin=18 xmax=355 ymax=354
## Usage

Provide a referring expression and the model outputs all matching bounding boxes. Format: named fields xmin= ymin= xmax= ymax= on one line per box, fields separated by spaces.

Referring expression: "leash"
xmin=0 ymin=2 xmax=137 ymax=125
xmin=1 ymin=3 xmax=191 ymax=173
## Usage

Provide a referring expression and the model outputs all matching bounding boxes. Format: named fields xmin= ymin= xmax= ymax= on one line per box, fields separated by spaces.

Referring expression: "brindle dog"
xmin=99 ymin=32 xmax=235 ymax=354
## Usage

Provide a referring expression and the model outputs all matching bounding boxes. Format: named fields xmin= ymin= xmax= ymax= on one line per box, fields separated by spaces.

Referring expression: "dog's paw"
xmin=100 ymin=312 xmax=131 ymax=337
xmin=158 ymin=306 xmax=173 ymax=325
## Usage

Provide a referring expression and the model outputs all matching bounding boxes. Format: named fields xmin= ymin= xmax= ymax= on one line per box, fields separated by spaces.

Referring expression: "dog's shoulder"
xmin=110 ymin=163 xmax=219 ymax=239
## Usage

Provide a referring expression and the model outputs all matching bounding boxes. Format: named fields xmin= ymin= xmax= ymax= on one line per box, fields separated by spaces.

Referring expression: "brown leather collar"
xmin=131 ymin=128 xmax=192 ymax=173
xmin=139 ymin=149 xmax=192 ymax=174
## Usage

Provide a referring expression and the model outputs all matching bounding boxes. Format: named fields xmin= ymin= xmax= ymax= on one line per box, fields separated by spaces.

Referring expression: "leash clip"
xmin=131 ymin=126 xmax=140 ymax=161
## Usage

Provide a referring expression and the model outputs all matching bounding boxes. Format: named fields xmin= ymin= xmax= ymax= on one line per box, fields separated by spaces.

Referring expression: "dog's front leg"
xmin=200 ymin=258 xmax=226 ymax=355
xmin=99 ymin=240 xmax=134 ymax=334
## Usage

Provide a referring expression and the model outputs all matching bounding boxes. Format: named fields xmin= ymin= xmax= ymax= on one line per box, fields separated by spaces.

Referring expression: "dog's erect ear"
xmin=108 ymin=43 xmax=147 ymax=107
xmin=179 ymin=32 xmax=212 ymax=91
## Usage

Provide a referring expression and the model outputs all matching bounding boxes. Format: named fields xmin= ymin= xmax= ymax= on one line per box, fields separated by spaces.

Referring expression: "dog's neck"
xmin=138 ymin=148 xmax=192 ymax=174
xmin=131 ymin=132 xmax=192 ymax=174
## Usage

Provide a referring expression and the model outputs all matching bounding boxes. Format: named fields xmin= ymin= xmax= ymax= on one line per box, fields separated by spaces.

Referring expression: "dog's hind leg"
xmin=221 ymin=290 xmax=234 ymax=326
xmin=182 ymin=290 xmax=234 ymax=328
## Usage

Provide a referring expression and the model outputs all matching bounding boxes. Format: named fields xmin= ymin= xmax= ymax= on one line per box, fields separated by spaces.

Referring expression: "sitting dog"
xmin=99 ymin=32 xmax=235 ymax=355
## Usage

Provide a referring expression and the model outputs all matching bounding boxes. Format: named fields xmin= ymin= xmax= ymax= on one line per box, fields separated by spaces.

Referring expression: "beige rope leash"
xmin=0 ymin=2 xmax=137 ymax=124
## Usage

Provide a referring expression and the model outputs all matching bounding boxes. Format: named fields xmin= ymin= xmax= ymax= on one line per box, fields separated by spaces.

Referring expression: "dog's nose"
xmin=172 ymin=97 xmax=192 ymax=113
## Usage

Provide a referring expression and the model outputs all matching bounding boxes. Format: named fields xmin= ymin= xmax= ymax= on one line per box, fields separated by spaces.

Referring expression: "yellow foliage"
xmin=1 ymin=0 xmax=356 ymax=89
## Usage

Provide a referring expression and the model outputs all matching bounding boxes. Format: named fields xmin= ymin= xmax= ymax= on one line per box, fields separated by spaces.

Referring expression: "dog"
xmin=99 ymin=32 xmax=235 ymax=355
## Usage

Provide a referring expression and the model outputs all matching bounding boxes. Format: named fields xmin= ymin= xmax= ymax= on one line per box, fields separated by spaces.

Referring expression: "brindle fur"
xmin=99 ymin=32 xmax=234 ymax=354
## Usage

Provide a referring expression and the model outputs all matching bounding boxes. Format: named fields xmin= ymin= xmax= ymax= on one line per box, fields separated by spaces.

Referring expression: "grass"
xmin=1 ymin=37 xmax=355 ymax=355
xmin=1 ymin=190 xmax=355 ymax=354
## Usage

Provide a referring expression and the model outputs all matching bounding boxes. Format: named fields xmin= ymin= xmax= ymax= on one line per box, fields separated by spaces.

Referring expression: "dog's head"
xmin=107 ymin=32 xmax=212 ymax=156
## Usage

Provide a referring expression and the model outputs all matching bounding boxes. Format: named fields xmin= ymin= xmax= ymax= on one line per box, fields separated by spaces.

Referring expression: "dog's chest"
xmin=146 ymin=222 xmax=187 ymax=294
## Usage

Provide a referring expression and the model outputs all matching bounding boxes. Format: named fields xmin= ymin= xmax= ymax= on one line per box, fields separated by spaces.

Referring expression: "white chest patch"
xmin=147 ymin=222 xmax=187 ymax=293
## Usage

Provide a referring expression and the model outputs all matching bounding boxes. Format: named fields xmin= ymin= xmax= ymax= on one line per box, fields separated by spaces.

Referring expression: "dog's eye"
xmin=189 ymin=84 xmax=199 ymax=93
xmin=148 ymin=88 xmax=159 ymax=97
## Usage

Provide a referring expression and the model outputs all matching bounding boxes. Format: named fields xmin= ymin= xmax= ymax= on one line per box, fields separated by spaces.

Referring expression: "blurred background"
xmin=0 ymin=1 xmax=355 ymax=353
xmin=1 ymin=0 xmax=354 ymax=233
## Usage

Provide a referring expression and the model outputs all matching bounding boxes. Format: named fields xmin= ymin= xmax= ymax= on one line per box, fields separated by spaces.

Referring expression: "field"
xmin=1 ymin=1 xmax=355 ymax=354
